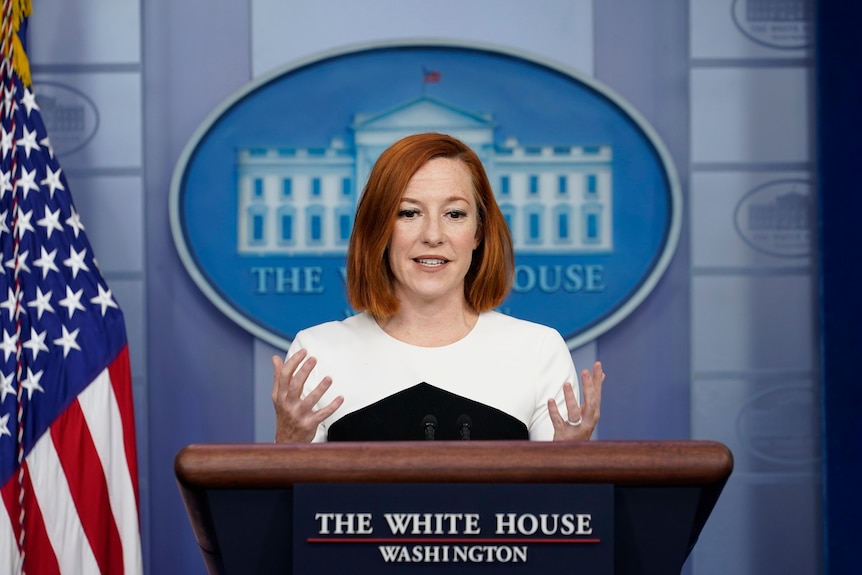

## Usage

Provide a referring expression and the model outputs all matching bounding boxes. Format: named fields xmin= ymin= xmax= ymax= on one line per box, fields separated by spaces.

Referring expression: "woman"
xmin=272 ymin=133 xmax=604 ymax=443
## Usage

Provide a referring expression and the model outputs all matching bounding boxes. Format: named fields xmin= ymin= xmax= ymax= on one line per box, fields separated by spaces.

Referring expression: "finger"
xmin=593 ymin=360 xmax=604 ymax=381
xmin=286 ymin=355 xmax=318 ymax=401
xmin=311 ymin=394 xmax=345 ymax=424
xmin=580 ymin=364 xmax=599 ymax=395
xmin=273 ymin=349 xmax=307 ymax=398
xmin=548 ymin=397 xmax=585 ymax=441
xmin=301 ymin=375 xmax=334 ymax=407
xmin=562 ymin=381 xmax=581 ymax=422
xmin=546 ymin=398 xmax=564 ymax=427
xmin=271 ymin=355 xmax=284 ymax=402
xmin=592 ymin=361 xmax=605 ymax=393
xmin=283 ymin=348 xmax=308 ymax=373
xmin=587 ymin=361 xmax=604 ymax=415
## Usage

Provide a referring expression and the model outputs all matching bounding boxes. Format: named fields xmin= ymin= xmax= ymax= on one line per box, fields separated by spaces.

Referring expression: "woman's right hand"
xmin=271 ymin=349 xmax=344 ymax=443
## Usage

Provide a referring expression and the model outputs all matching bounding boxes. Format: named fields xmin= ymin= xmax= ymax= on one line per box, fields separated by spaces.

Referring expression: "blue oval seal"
xmin=170 ymin=41 xmax=681 ymax=350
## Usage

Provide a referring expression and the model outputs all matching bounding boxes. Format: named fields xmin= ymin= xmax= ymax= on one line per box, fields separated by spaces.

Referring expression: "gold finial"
xmin=2 ymin=0 xmax=34 ymax=86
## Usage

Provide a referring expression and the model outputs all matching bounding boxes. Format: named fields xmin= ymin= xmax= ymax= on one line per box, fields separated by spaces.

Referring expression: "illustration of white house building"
xmin=236 ymin=96 xmax=613 ymax=255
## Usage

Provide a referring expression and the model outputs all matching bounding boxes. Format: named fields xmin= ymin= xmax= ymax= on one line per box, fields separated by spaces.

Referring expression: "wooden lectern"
xmin=175 ymin=440 xmax=733 ymax=575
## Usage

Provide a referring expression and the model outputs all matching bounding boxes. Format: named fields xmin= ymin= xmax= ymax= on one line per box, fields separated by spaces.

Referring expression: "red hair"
xmin=347 ymin=133 xmax=514 ymax=317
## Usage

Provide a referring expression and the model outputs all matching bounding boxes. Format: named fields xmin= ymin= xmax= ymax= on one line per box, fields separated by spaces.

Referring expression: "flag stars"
xmin=53 ymin=325 xmax=81 ymax=358
xmin=66 ymin=207 xmax=85 ymax=238
xmin=0 ymin=372 xmax=15 ymax=403
xmin=0 ymin=127 xmax=13 ymax=159
xmin=91 ymin=284 xmax=119 ymax=316
xmin=0 ymin=413 xmax=10 ymax=438
xmin=59 ymin=286 xmax=86 ymax=319
xmin=16 ymin=167 xmax=39 ymax=200
xmin=20 ymin=88 xmax=40 ymax=115
xmin=0 ymin=209 xmax=9 ymax=237
xmin=64 ymin=246 xmax=90 ymax=279
xmin=37 ymin=207 xmax=64 ymax=239
xmin=16 ymin=125 xmax=40 ymax=158
xmin=40 ymin=165 xmax=65 ymax=198
xmin=34 ymin=246 xmax=60 ymax=279
xmin=23 ymin=327 xmax=49 ymax=360
xmin=21 ymin=367 xmax=45 ymax=400
xmin=0 ymin=330 xmax=18 ymax=362
xmin=0 ymin=87 xmax=15 ymax=120
xmin=0 ymin=289 xmax=21 ymax=321
xmin=40 ymin=135 xmax=55 ymax=159
xmin=13 ymin=208 xmax=35 ymax=239
xmin=28 ymin=287 xmax=55 ymax=319
xmin=6 ymin=249 xmax=30 ymax=276
xmin=0 ymin=171 xmax=12 ymax=201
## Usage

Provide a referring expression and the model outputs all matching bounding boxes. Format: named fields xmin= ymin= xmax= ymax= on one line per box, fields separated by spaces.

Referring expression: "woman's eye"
xmin=448 ymin=210 xmax=468 ymax=220
xmin=398 ymin=209 xmax=419 ymax=218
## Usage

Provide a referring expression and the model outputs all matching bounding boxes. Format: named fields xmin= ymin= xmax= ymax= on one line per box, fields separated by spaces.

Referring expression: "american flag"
xmin=1 ymin=3 xmax=143 ymax=574
xmin=422 ymin=67 xmax=441 ymax=84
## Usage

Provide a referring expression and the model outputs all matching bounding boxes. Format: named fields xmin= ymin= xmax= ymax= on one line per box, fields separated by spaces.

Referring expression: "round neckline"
xmin=370 ymin=311 xmax=483 ymax=349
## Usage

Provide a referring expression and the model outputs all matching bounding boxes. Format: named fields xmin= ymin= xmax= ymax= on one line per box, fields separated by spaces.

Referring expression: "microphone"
xmin=457 ymin=414 xmax=472 ymax=440
xmin=423 ymin=415 xmax=438 ymax=440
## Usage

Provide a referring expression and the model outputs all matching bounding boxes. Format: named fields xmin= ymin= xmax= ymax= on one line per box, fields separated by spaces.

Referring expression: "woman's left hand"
xmin=548 ymin=361 xmax=604 ymax=441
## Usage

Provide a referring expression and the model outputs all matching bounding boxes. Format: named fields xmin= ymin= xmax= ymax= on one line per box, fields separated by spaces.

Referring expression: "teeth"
xmin=416 ymin=259 xmax=446 ymax=266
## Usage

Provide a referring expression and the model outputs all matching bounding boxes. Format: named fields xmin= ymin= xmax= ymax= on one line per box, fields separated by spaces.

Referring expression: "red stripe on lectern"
xmin=307 ymin=537 xmax=602 ymax=544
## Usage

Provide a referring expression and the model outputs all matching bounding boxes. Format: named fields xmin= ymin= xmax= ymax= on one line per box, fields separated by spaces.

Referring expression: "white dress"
xmin=288 ymin=311 xmax=579 ymax=442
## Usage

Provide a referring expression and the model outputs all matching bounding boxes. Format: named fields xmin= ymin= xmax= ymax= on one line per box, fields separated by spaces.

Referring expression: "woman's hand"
xmin=548 ymin=361 xmax=604 ymax=441
xmin=271 ymin=349 xmax=344 ymax=443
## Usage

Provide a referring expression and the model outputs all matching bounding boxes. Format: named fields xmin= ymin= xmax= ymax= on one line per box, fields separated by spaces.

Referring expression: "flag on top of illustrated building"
xmin=0 ymin=2 xmax=143 ymax=574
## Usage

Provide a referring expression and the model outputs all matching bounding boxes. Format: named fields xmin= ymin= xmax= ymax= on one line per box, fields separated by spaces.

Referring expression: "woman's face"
xmin=387 ymin=157 xmax=480 ymax=309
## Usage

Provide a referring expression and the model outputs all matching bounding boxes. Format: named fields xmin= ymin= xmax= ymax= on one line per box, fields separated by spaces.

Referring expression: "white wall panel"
xmin=27 ymin=0 xmax=141 ymax=64
xmin=692 ymin=475 xmax=821 ymax=575
xmin=691 ymin=68 xmax=811 ymax=164
xmin=251 ymin=0 xmax=594 ymax=78
xmin=692 ymin=275 xmax=815 ymax=373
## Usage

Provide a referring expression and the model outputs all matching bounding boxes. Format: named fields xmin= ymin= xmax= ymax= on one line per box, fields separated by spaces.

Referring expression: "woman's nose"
xmin=421 ymin=216 xmax=444 ymax=245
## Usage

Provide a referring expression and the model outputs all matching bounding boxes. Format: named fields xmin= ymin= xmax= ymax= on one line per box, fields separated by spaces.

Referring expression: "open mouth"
xmin=414 ymin=258 xmax=448 ymax=267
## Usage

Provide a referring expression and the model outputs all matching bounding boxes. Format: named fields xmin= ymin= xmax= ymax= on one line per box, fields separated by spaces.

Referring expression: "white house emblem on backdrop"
xmin=732 ymin=0 xmax=813 ymax=49
xmin=734 ymin=179 xmax=812 ymax=258
xmin=32 ymin=81 xmax=99 ymax=156
xmin=170 ymin=42 xmax=681 ymax=351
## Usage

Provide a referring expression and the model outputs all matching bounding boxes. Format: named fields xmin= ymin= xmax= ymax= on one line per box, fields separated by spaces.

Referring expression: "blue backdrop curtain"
xmin=816 ymin=2 xmax=862 ymax=574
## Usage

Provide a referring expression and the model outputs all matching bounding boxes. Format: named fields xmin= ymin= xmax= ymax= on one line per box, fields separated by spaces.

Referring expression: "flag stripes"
xmin=1 ymin=351 xmax=141 ymax=574
xmin=52 ymin=398 xmax=124 ymax=574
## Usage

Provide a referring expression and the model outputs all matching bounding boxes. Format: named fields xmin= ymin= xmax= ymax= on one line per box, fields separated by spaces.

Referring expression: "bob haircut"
xmin=347 ymin=132 xmax=514 ymax=318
